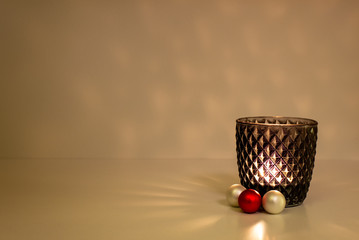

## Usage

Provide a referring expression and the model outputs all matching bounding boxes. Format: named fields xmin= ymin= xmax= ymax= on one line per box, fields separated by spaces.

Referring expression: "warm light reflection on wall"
xmin=1 ymin=0 xmax=358 ymax=159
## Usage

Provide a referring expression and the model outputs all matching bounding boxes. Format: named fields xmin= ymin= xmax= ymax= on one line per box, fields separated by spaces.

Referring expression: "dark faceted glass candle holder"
xmin=235 ymin=116 xmax=318 ymax=207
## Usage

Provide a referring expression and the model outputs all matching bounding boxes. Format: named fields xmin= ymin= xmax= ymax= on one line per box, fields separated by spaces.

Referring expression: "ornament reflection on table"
xmin=235 ymin=116 xmax=318 ymax=207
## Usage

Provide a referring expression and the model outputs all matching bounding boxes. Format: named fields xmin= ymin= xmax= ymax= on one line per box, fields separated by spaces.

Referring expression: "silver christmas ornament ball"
xmin=262 ymin=190 xmax=286 ymax=214
xmin=226 ymin=184 xmax=246 ymax=207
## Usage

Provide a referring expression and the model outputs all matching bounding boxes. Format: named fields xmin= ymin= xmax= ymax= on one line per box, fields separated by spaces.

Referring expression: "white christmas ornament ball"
xmin=262 ymin=190 xmax=286 ymax=214
xmin=226 ymin=184 xmax=246 ymax=207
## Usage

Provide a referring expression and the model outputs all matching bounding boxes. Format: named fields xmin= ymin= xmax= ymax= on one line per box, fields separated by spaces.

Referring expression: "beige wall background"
xmin=1 ymin=0 xmax=358 ymax=160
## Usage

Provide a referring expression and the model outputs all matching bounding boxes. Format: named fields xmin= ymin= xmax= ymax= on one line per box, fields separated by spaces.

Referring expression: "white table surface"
xmin=1 ymin=158 xmax=358 ymax=240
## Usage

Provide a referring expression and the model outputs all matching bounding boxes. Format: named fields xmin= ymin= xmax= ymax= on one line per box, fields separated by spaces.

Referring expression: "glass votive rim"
xmin=236 ymin=116 xmax=318 ymax=127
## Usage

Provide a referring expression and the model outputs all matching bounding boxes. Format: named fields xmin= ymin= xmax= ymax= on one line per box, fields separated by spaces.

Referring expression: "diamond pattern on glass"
xmin=236 ymin=117 xmax=318 ymax=207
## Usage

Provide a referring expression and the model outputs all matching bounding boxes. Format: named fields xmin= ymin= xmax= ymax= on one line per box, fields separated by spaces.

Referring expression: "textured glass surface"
xmin=235 ymin=117 xmax=318 ymax=207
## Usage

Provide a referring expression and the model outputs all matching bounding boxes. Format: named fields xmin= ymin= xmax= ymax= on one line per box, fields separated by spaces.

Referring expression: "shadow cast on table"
xmin=188 ymin=172 xmax=312 ymax=237
xmin=123 ymin=169 xmax=312 ymax=239
xmin=190 ymin=172 xmax=239 ymax=194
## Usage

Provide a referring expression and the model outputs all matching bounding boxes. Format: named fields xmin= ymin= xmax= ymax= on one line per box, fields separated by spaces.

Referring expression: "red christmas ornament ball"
xmin=238 ymin=189 xmax=262 ymax=213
